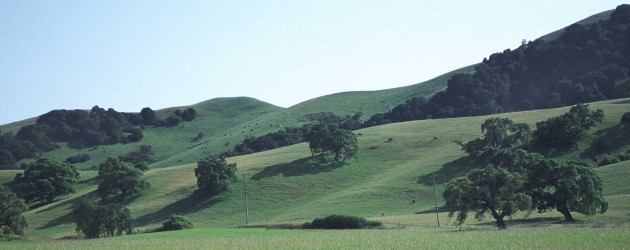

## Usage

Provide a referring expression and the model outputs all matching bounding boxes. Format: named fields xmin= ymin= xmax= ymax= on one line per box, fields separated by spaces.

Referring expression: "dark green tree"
xmin=97 ymin=157 xmax=150 ymax=203
xmin=194 ymin=156 xmax=237 ymax=195
xmin=304 ymin=124 xmax=358 ymax=162
xmin=73 ymin=201 xmax=133 ymax=238
xmin=620 ymin=112 xmax=630 ymax=125
xmin=161 ymin=214 xmax=193 ymax=231
xmin=527 ymin=159 xmax=608 ymax=222
xmin=533 ymin=104 xmax=604 ymax=146
xmin=14 ymin=158 xmax=80 ymax=204
xmin=458 ymin=117 xmax=530 ymax=166
xmin=0 ymin=185 xmax=28 ymax=235
xmin=140 ymin=107 xmax=156 ymax=125
xmin=443 ymin=165 xmax=531 ymax=229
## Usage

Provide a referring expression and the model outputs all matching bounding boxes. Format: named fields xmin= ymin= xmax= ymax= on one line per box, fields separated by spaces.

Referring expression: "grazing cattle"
xmin=432 ymin=136 xmax=438 ymax=141
xmin=357 ymin=133 xmax=363 ymax=137
xmin=387 ymin=138 xmax=393 ymax=142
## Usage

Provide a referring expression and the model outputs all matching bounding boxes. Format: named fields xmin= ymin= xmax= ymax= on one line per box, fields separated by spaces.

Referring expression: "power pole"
xmin=243 ymin=173 xmax=249 ymax=224
xmin=432 ymin=172 xmax=440 ymax=227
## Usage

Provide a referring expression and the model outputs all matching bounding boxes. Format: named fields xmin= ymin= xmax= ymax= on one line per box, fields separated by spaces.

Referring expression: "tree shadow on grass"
xmin=133 ymin=193 xmax=225 ymax=227
xmin=592 ymin=125 xmax=630 ymax=152
xmin=37 ymin=211 xmax=74 ymax=230
xmin=251 ymin=156 xmax=343 ymax=181
xmin=477 ymin=216 xmax=566 ymax=228
xmin=415 ymin=206 xmax=446 ymax=214
xmin=417 ymin=157 xmax=475 ymax=185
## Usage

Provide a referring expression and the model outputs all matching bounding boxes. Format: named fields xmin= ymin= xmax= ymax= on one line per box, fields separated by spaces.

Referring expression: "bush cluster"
xmin=160 ymin=214 xmax=193 ymax=231
xmin=302 ymin=215 xmax=382 ymax=229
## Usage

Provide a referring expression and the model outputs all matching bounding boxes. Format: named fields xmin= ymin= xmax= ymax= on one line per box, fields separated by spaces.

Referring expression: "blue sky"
xmin=0 ymin=1 xmax=627 ymax=125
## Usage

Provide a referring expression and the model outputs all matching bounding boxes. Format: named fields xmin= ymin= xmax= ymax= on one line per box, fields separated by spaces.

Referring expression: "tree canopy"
xmin=457 ymin=117 xmax=530 ymax=166
xmin=304 ymin=124 xmax=358 ymax=162
xmin=527 ymin=158 xmax=608 ymax=222
xmin=194 ymin=156 xmax=237 ymax=196
xmin=443 ymin=165 xmax=531 ymax=229
xmin=73 ymin=201 xmax=133 ymax=238
xmin=97 ymin=157 xmax=150 ymax=203
xmin=533 ymin=104 xmax=604 ymax=146
xmin=14 ymin=157 xmax=80 ymax=204
xmin=0 ymin=185 xmax=28 ymax=235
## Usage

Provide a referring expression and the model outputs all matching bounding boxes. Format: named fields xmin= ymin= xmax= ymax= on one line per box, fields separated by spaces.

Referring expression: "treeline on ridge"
xmin=0 ymin=106 xmax=197 ymax=169
xmin=364 ymin=4 xmax=630 ymax=127
xmin=222 ymin=112 xmax=362 ymax=157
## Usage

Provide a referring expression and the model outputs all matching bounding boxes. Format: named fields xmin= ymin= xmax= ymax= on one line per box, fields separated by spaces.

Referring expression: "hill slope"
xmin=4 ymin=98 xmax=628 ymax=239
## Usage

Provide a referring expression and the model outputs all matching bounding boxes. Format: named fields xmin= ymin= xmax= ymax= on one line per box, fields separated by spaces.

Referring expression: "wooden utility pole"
xmin=432 ymin=172 xmax=440 ymax=227
xmin=243 ymin=174 xmax=249 ymax=224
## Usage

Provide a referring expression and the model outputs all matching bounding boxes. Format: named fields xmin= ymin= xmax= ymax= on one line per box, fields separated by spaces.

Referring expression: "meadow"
xmin=2 ymin=226 xmax=629 ymax=249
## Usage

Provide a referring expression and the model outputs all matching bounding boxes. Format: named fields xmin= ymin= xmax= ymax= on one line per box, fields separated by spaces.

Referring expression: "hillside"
xmin=2 ymin=98 xmax=628 ymax=239
xmin=0 ymin=64 xmax=472 ymax=170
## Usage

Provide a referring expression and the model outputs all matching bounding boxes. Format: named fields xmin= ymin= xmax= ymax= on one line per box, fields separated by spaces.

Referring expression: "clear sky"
xmin=1 ymin=1 xmax=627 ymax=125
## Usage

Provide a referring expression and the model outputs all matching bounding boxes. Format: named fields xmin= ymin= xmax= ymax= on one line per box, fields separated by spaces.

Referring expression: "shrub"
xmin=302 ymin=215 xmax=382 ymax=229
xmin=161 ymin=214 xmax=193 ymax=231
xmin=591 ymin=139 xmax=612 ymax=152
xmin=66 ymin=153 xmax=91 ymax=164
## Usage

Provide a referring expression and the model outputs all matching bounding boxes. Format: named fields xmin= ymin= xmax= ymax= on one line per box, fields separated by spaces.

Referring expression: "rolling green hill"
xmin=2 ymin=98 xmax=628 ymax=239
xmin=0 ymin=65 xmax=473 ymax=170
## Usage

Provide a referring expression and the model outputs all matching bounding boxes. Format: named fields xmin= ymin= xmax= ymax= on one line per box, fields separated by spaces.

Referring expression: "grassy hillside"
xmin=3 ymin=98 xmax=628 ymax=240
xmin=540 ymin=9 xmax=613 ymax=42
xmin=0 ymin=65 xmax=474 ymax=170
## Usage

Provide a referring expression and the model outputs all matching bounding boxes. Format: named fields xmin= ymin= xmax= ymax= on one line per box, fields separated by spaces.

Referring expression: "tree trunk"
xmin=556 ymin=202 xmax=574 ymax=222
xmin=120 ymin=189 xmax=127 ymax=203
xmin=495 ymin=217 xmax=507 ymax=230
xmin=490 ymin=208 xmax=508 ymax=230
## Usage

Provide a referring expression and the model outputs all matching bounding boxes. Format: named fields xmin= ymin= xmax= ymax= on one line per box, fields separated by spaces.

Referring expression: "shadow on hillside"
xmin=477 ymin=217 xmax=566 ymax=227
xmin=78 ymin=176 xmax=100 ymax=185
xmin=417 ymin=157 xmax=475 ymax=185
xmin=37 ymin=211 xmax=74 ymax=230
xmin=134 ymin=194 xmax=225 ymax=227
xmin=592 ymin=124 xmax=630 ymax=152
xmin=528 ymin=143 xmax=578 ymax=158
xmin=251 ymin=156 xmax=343 ymax=181
xmin=415 ymin=206 xmax=446 ymax=215
xmin=35 ymin=191 xmax=100 ymax=230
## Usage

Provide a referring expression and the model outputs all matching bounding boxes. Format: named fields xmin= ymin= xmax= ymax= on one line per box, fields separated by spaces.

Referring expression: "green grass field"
xmin=1 ymin=98 xmax=628 ymax=249
xmin=2 ymin=227 xmax=629 ymax=249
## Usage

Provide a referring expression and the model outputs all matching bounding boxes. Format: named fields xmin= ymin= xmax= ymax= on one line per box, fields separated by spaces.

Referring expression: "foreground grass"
xmin=2 ymin=227 xmax=629 ymax=250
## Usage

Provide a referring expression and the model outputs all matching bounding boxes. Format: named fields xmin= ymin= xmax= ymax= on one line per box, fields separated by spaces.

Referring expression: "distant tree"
xmin=14 ymin=158 xmax=80 ymax=204
xmin=161 ymin=214 xmax=193 ymax=231
xmin=125 ymin=128 xmax=143 ymax=142
xmin=4 ymin=140 xmax=38 ymax=161
xmin=73 ymin=201 xmax=133 ymax=238
xmin=65 ymin=153 xmax=91 ymax=164
xmin=179 ymin=108 xmax=198 ymax=122
xmin=165 ymin=115 xmax=181 ymax=127
xmin=457 ymin=117 xmax=530 ymax=166
xmin=533 ymin=104 xmax=604 ymax=146
xmin=621 ymin=112 xmax=630 ymax=125
xmin=118 ymin=145 xmax=153 ymax=169
xmin=97 ymin=157 xmax=150 ymax=203
xmin=140 ymin=107 xmax=156 ymax=125
xmin=443 ymin=165 xmax=531 ymax=229
xmin=304 ymin=124 xmax=358 ymax=162
xmin=0 ymin=185 xmax=28 ymax=235
xmin=194 ymin=156 xmax=237 ymax=195
xmin=527 ymin=159 xmax=608 ymax=222
xmin=617 ymin=79 xmax=630 ymax=97
xmin=0 ymin=148 xmax=16 ymax=169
